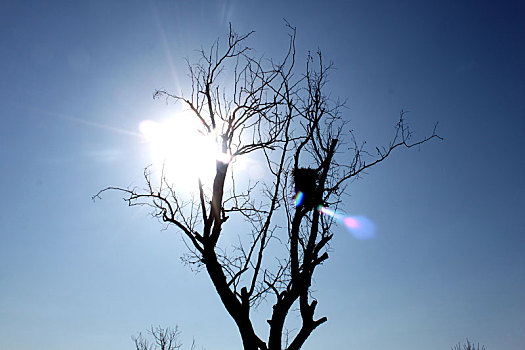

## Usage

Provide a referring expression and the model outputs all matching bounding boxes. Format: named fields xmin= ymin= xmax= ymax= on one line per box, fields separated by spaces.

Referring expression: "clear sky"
xmin=1 ymin=1 xmax=524 ymax=349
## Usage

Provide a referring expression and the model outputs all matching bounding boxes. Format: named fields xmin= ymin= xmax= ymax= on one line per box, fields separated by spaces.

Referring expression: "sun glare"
xmin=139 ymin=112 xmax=230 ymax=191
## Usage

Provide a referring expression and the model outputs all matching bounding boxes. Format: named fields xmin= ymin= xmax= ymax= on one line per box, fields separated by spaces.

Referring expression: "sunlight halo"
xmin=138 ymin=112 xmax=230 ymax=191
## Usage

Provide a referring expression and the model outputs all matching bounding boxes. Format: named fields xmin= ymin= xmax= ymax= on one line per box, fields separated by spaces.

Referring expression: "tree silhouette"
xmin=95 ymin=24 xmax=441 ymax=350
xmin=133 ymin=326 xmax=197 ymax=350
xmin=451 ymin=339 xmax=486 ymax=350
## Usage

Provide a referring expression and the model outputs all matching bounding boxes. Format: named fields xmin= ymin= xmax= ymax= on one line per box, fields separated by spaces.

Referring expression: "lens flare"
xmin=343 ymin=215 xmax=375 ymax=239
xmin=291 ymin=193 xmax=375 ymax=239
xmin=317 ymin=205 xmax=376 ymax=239
xmin=294 ymin=191 xmax=305 ymax=207
xmin=343 ymin=217 xmax=358 ymax=229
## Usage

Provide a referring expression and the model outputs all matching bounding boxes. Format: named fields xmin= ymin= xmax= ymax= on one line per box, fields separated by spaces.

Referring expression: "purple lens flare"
xmin=318 ymin=205 xmax=376 ymax=239
xmin=293 ymin=192 xmax=375 ymax=239
xmin=342 ymin=215 xmax=376 ymax=239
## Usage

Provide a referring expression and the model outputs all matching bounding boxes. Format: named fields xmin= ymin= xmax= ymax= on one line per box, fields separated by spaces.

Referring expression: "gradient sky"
xmin=1 ymin=1 xmax=524 ymax=349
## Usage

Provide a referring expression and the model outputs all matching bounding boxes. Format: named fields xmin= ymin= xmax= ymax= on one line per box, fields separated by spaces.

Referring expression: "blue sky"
xmin=1 ymin=0 xmax=524 ymax=349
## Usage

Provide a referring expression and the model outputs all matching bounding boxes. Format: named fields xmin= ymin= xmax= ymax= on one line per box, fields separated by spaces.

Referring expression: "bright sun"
xmin=139 ymin=112 xmax=228 ymax=191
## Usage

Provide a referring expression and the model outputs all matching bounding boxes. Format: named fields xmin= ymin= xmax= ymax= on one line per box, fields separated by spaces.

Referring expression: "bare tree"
xmin=95 ymin=24 xmax=441 ymax=350
xmin=133 ymin=325 xmax=196 ymax=350
xmin=451 ymin=339 xmax=486 ymax=350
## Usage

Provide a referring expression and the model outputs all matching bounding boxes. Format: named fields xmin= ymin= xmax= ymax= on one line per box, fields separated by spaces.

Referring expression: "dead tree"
xmin=95 ymin=24 xmax=441 ymax=350
xmin=451 ymin=339 xmax=486 ymax=350
xmin=133 ymin=326 xmax=193 ymax=350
